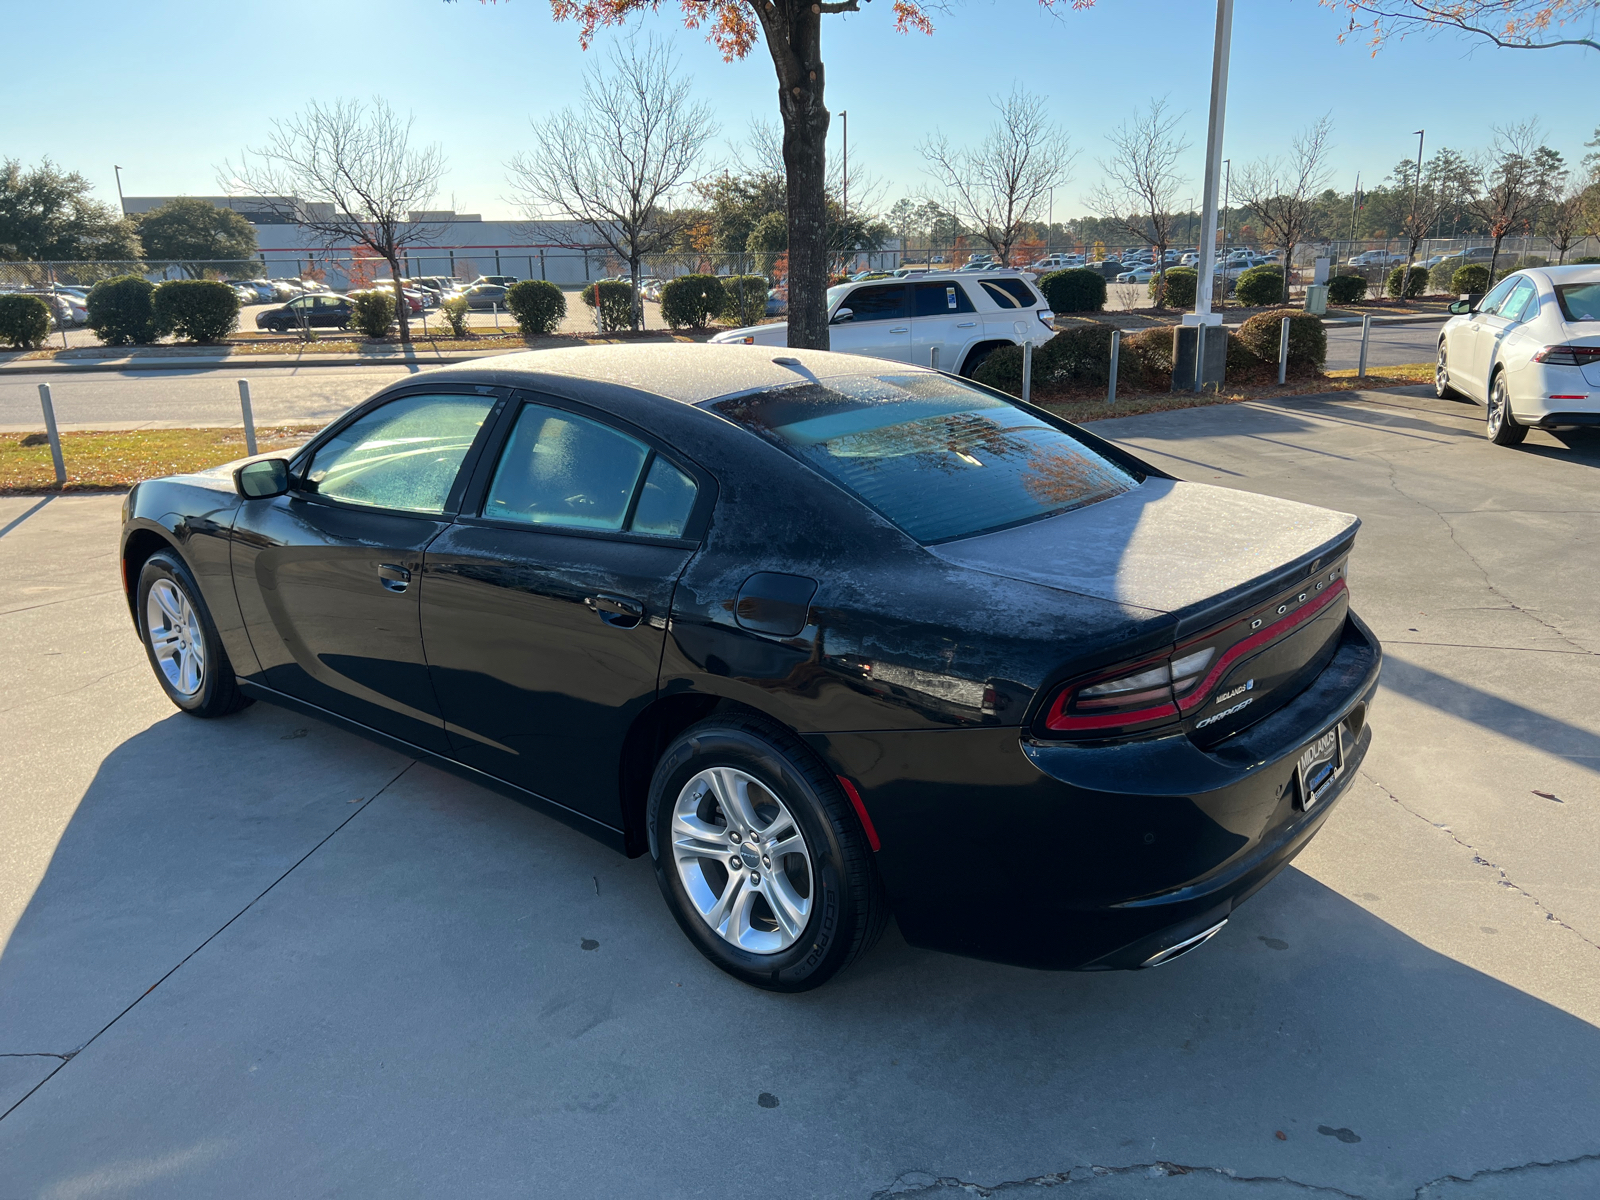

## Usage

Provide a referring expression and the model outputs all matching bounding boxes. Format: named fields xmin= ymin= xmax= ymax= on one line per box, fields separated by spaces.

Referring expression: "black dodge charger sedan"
xmin=120 ymin=345 xmax=1380 ymax=990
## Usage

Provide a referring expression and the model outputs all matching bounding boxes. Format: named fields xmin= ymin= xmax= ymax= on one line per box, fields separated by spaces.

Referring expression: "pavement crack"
xmin=1360 ymin=769 xmax=1600 ymax=953
xmin=1376 ymin=461 xmax=1593 ymax=655
xmin=0 ymin=760 xmax=416 ymax=1124
xmin=0 ymin=589 xmax=124 ymax=619
xmin=0 ymin=1052 xmax=73 ymax=1060
xmin=0 ymin=664 xmax=141 ymax=716
xmin=1412 ymin=1150 xmax=1600 ymax=1195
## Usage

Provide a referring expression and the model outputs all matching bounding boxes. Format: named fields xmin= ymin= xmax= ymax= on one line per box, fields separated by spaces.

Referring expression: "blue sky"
xmin=8 ymin=0 xmax=1596 ymax=220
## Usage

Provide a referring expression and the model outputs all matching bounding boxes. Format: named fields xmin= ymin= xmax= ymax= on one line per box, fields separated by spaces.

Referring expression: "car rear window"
xmin=708 ymin=373 xmax=1139 ymax=543
xmin=1555 ymin=283 xmax=1600 ymax=322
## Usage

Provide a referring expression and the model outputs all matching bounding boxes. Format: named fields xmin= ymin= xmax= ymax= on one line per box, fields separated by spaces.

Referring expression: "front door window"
xmin=305 ymin=392 xmax=496 ymax=514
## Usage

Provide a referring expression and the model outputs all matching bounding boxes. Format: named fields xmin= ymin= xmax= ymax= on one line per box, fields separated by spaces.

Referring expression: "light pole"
xmin=1190 ymin=0 xmax=1234 ymax=325
xmin=840 ymin=110 xmax=848 ymax=221
xmin=1400 ymin=129 xmax=1424 ymax=298
xmin=113 ymin=165 xmax=126 ymax=216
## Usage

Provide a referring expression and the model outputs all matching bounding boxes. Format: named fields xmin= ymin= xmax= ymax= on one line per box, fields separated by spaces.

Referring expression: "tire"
xmin=136 ymin=550 xmax=252 ymax=718
xmin=1486 ymin=371 xmax=1528 ymax=446
xmin=647 ymin=713 xmax=888 ymax=992
xmin=961 ymin=343 xmax=1003 ymax=378
xmin=1435 ymin=341 xmax=1462 ymax=400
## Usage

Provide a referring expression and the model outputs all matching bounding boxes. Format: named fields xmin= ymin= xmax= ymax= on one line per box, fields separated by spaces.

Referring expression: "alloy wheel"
xmin=1488 ymin=379 xmax=1506 ymax=437
xmin=145 ymin=578 xmax=206 ymax=697
xmin=1435 ymin=346 xmax=1450 ymax=398
xmin=669 ymin=767 xmax=814 ymax=954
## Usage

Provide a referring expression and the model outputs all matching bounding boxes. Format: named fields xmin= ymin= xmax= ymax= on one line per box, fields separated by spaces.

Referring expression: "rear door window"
xmin=840 ymin=284 xmax=908 ymax=322
xmin=979 ymin=281 xmax=1020 ymax=308
xmin=1555 ymin=283 xmax=1600 ymax=321
xmin=914 ymin=282 xmax=976 ymax=316
xmin=708 ymin=372 xmax=1139 ymax=544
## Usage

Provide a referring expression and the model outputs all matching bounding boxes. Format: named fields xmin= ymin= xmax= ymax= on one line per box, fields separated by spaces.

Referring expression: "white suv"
xmin=710 ymin=270 xmax=1055 ymax=376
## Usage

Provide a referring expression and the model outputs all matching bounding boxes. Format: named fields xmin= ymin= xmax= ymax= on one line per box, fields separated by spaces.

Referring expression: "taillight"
xmin=1037 ymin=308 xmax=1055 ymax=327
xmin=1041 ymin=574 xmax=1349 ymax=739
xmin=1533 ymin=344 xmax=1600 ymax=366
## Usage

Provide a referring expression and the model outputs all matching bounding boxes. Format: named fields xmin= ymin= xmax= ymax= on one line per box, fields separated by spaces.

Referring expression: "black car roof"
xmin=438 ymin=343 xmax=917 ymax=406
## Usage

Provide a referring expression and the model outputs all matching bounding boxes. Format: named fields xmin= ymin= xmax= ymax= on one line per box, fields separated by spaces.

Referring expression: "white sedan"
xmin=1435 ymin=265 xmax=1600 ymax=445
xmin=1115 ymin=264 xmax=1162 ymax=284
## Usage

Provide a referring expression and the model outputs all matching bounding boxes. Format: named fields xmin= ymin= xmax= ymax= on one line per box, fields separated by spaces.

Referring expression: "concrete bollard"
xmin=36 ymin=383 xmax=66 ymax=486
xmin=1108 ymin=329 xmax=1121 ymax=404
xmin=1358 ymin=313 xmax=1372 ymax=379
xmin=1277 ymin=316 xmax=1291 ymax=386
xmin=1021 ymin=340 xmax=1033 ymax=405
xmin=237 ymin=379 xmax=258 ymax=457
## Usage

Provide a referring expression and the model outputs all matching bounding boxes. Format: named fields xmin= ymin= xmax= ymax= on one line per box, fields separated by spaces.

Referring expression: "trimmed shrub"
xmin=1451 ymin=264 xmax=1490 ymax=294
xmin=86 ymin=275 xmax=160 ymax=346
xmin=1385 ymin=264 xmax=1429 ymax=299
xmin=1038 ymin=268 xmax=1107 ymax=314
xmin=1428 ymin=262 xmax=1459 ymax=294
xmin=351 ymin=290 xmax=395 ymax=338
xmin=1234 ymin=265 xmax=1285 ymax=308
xmin=152 ymin=279 xmax=239 ymax=343
xmin=1573 ymin=256 xmax=1600 ymax=265
xmin=973 ymin=324 xmax=1119 ymax=394
xmin=1236 ymin=309 xmax=1326 ymax=377
xmin=1150 ymin=267 xmax=1196 ymax=308
xmin=661 ymin=274 xmax=729 ymax=329
xmin=579 ymin=280 xmax=635 ymax=331
xmin=440 ymin=295 xmax=472 ymax=337
xmin=505 ymin=279 xmax=565 ymax=336
xmin=0 ymin=294 xmax=53 ymax=349
xmin=1121 ymin=326 xmax=1177 ymax=388
xmin=722 ymin=274 xmax=768 ymax=325
xmin=1327 ymin=272 xmax=1367 ymax=304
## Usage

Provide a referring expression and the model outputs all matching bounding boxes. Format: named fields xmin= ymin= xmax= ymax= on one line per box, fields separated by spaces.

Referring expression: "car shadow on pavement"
xmin=2 ymin=707 xmax=1599 ymax=1199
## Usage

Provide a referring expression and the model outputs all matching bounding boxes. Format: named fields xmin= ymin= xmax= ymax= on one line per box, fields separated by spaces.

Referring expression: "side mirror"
xmin=1448 ymin=300 xmax=1471 ymax=315
xmin=234 ymin=457 xmax=291 ymax=499
xmin=830 ymin=307 xmax=853 ymax=324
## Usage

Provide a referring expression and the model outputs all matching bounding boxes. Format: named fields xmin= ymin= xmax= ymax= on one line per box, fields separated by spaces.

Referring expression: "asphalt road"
xmin=0 ymin=365 xmax=411 ymax=432
xmin=3 ymin=384 xmax=1597 ymax=1197
xmin=1324 ymin=321 xmax=1440 ymax=370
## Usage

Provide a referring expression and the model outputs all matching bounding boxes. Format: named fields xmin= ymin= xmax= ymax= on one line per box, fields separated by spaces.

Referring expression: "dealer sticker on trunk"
xmin=1295 ymin=724 xmax=1344 ymax=811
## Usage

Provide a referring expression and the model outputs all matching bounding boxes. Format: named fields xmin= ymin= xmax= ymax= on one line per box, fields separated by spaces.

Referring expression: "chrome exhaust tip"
xmin=1140 ymin=919 xmax=1228 ymax=968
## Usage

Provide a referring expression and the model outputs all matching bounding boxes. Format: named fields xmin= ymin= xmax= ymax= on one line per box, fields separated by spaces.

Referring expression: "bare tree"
xmin=1465 ymin=122 xmax=1566 ymax=284
xmin=222 ymin=99 xmax=444 ymax=346
xmin=1394 ymin=150 xmax=1458 ymax=297
xmin=1322 ymin=0 xmax=1598 ymax=53
xmin=1085 ymin=97 xmax=1190 ymax=306
xmin=507 ymin=36 xmax=717 ymax=331
xmin=1236 ymin=116 xmax=1335 ymax=305
xmin=1544 ymin=181 xmax=1588 ymax=262
xmin=919 ymin=88 xmax=1075 ymax=268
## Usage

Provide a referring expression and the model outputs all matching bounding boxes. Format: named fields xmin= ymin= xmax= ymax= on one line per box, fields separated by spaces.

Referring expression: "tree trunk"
xmin=388 ymin=256 xmax=411 ymax=345
xmin=1281 ymin=242 xmax=1294 ymax=305
xmin=766 ymin=4 xmax=831 ymax=351
xmin=629 ymin=255 xmax=643 ymax=332
xmin=1487 ymin=230 xmax=1505 ymax=292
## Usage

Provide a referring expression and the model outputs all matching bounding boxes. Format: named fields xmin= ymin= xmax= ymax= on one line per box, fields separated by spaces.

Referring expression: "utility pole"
xmin=113 ymin=165 xmax=126 ymax=216
xmin=1219 ymin=158 xmax=1231 ymax=311
xmin=1190 ymin=0 xmax=1233 ymax=324
xmin=840 ymin=110 xmax=848 ymax=221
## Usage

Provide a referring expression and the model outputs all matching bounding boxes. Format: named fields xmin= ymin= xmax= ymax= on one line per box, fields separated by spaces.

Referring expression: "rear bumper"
xmin=808 ymin=611 xmax=1381 ymax=971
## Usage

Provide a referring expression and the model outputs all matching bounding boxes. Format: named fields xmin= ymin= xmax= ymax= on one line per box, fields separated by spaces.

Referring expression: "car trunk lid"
xmin=929 ymin=478 xmax=1358 ymax=742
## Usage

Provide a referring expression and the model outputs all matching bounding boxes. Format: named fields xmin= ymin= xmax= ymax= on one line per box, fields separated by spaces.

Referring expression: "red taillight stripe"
xmin=1177 ymin=578 xmax=1347 ymax=712
xmin=837 ymin=776 xmax=881 ymax=852
xmin=1045 ymin=699 xmax=1178 ymax=731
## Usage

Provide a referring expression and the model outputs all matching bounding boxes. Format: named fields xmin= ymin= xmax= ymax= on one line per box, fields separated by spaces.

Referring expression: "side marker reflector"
xmin=837 ymin=776 xmax=881 ymax=852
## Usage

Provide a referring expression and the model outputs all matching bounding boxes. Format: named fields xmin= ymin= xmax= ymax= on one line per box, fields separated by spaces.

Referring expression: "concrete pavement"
xmin=1 ymin=386 xmax=1597 ymax=1197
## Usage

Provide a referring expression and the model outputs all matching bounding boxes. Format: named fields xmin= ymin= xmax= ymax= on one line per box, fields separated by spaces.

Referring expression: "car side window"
xmin=484 ymin=403 xmax=665 ymax=533
xmin=840 ymin=284 xmax=908 ymax=322
xmin=978 ymin=280 xmax=1020 ymax=308
xmin=304 ymin=393 xmax=496 ymax=514
xmin=630 ymin=455 xmax=698 ymax=537
xmin=1498 ymin=279 xmax=1536 ymax=323
xmin=914 ymin=282 xmax=976 ymax=316
xmin=1477 ymin=277 xmax=1519 ymax=315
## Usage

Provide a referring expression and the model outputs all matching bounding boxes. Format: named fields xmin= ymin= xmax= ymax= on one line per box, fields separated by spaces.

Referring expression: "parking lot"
xmin=2 ymin=383 xmax=1597 ymax=1197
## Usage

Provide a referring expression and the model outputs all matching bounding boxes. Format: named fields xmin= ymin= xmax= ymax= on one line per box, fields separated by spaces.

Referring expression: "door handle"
xmin=889 ymin=326 xmax=909 ymax=333
xmin=377 ymin=563 xmax=411 ymax=593
xmin=956 ymin=321 xmax=977 ymax=328
xmin=586 ymin=593 xmax=645 ymax=628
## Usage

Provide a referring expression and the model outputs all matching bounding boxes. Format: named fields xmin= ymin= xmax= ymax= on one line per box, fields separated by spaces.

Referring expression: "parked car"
xmin=1115 ymin=264 xmax=1163 ymax=284
xmin=1081 ymin=260 xmax=1126 ymax=280
xmin=458 ymin=283 xmax=510 ymax=311
xmin=470 ymin=275 xmax=519 ymax=289
xmin=353 ymin=284 xmax=425 ymax=316
xmin=765 ymin=288 xmax=786 ymax=316
xmin=255 ymin=293 xmax=354 ymax=332
xmin=267 ymin=280 xmax=299 ymax=302
xmin=1435 ymin=265 xmax=1600 ymax=445
xmin=120 ymin=342 xmax=1380 ymax=989
xmin=713 ymin=269 xmax=1053 ymax=377
xmin=1031 ymin=254 xmax=1080 ymax=273
xmin=1347 ymin=250 xmax=1406 ymax=267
